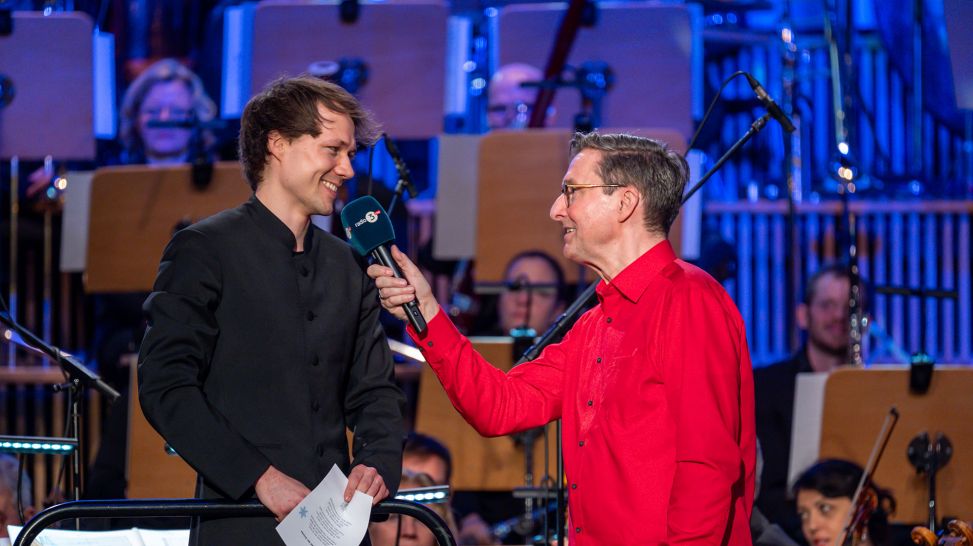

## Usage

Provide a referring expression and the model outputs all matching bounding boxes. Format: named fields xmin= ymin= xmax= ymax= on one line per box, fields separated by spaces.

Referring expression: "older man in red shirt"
xmin=371 ymin=133 xmax=755 ymax=544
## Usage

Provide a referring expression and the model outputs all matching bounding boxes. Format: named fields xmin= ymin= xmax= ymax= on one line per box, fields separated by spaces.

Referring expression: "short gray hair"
xmin=569 ymin=132 xmax=688 ymax=236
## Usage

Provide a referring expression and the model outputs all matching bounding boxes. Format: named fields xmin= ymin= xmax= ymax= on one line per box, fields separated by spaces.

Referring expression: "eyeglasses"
xmin=559 ymin=183 xmax=623 ymax=206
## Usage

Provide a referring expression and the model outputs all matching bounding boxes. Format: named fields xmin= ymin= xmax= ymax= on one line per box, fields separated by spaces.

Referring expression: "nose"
xmin=334 ymin=153 xmax=355 ymax=180
xmin=400 ymin=516 xmax=419 ymax=537
xmin=550 ymin=192 xmax=566 ymax=221
xmin=805 ymin=512 xmax=822 ymax=536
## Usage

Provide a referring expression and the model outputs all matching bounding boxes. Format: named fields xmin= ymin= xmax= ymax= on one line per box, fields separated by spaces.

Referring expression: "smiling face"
xmin=796 ymin=489 xmax=855 ymax=546
xmin=549 ymin=149 xmax=621 ymax=270
xmin=267 ymin=102 xmax=356 ymax=218
xmin=137 ymin=79 xmax=195 ymax=163
xmin=798 ymin=272 xmax=852 ymax=359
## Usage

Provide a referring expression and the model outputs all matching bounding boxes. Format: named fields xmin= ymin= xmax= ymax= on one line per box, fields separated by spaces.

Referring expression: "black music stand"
xmin=0 ymin=11 xmax=95 ymax=160
xmin=248 ymin=2 xmax=449 ymax=139
xmin=495 ymin=3 xmax=698 ymax=139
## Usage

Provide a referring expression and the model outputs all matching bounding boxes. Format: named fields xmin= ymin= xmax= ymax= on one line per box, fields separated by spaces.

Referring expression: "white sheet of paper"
xmin=788 ymin=372 xmax=830 ymax=489
xmin=7 ymin=525 xmax=143 ymax=546
xmin=276 ymin=464 xmax=372 ymax=546
xmin=135 ymin=528 xmax=190 ymax=546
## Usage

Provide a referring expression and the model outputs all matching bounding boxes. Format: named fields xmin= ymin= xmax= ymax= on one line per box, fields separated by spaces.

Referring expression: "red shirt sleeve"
xmin=662 ymin=280 xmax=752 ymax=543
xmin=409 ymin=309 xmax=567 ymax=436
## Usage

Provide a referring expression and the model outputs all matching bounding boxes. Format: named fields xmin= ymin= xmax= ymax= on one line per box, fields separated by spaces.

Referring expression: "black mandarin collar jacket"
xmin=139 ymin=195 xmax=405 ymax=544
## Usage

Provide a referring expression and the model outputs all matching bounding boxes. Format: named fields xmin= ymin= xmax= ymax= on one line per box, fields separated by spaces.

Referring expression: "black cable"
xmin=366 ymin=140 xmax=375 ymax=196
xmin=95 ymin=0 xmax=110 ymax=31
xmin=688 ymin=70 xmax=748 ymax=151
xmin=17 ymin=453 xmax=26 ymax=525
xmin=47 ymin=379 xmax=74 ymax=505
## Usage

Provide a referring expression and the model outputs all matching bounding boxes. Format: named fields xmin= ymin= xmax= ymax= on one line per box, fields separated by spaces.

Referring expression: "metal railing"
xmin=13 ymin=498 xmax=456 ymax=546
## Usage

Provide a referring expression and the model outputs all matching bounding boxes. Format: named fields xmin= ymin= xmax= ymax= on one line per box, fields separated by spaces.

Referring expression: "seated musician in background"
xmin=118 ymin=58 xmax=217 ymax=165
xmin=472 ymin=250 xmax=567 ymax=338
xmin=754 ymin=263 xmax=857 ymax=530
xmin=0 ymin=455 xmax=35 ymax=546
xmin=401 ymin=433 xmax=498 ymax=545
xmin=27 ymin=58 xmax=218 ymax=199
xmin=371 ymin=132 xmax=756 ymax=544
xmin=368 ymin=470 xmax=458 ymax=546
xmin=793 ymin=459 xmax=895 ymax=546
xmin=487 ymin=63 xmax=553 ymax=130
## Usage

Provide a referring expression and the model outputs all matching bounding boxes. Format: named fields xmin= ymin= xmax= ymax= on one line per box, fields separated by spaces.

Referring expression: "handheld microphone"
xmin=340 ymin=195 xmax=427 ymax=334
xmin=383 ymin=134 xmax=418 ymax=198
xmin=744 ymin=73 xmax=796 ymax=134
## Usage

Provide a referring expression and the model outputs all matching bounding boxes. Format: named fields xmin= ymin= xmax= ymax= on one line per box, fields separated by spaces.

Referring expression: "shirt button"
xmin=571 ymin=483 xmax=577 ymax=490
xmin=311 ymin=356 xmax=319 ymax=366
xmin=587 ymin=400 xmax=593 ymax=406
xmin=317 ymin=444 xmax=325 ymax=456
xmin=427 ymin=341 xmax=434 ymax=348
xmin=578 ymin=440 xmax=584 ymax=447
xmin=606 ymin=317 xmax=612 ymax=323
xmin=307 ymin=311 xmax=316 ymax=321
xmin=301 ymin=266 xmax=310 ymax=277
xmin=596 ymin=357 xmax=602 ymax=363
xmin=575 ymin=527 xmax=582 ymax=534
xmin=312 ymin=401 xmax=320 ymax=412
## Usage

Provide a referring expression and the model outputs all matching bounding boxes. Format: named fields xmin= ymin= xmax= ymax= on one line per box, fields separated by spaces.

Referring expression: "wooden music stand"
xmin=496 ymin=3 xmax=698 ymax=140
xmin=819 ymin=366 xmax=973 ymax=524
xmin=249 ymin=1 xmax=448 ymax=139
xmin=474 ymin=129 xmax=685 ymax=284
xmin=126 ymin=357 xmax=196 ymax=499
xmin=84 ymin=163 xmax=251 ymax=497
xmin=414 ymin=338 xmax=558 ymax=491
xmin=0 ymin=11 xmax=94 ymax=159
xmin=85 ymin=163 xmax=252 ymax=293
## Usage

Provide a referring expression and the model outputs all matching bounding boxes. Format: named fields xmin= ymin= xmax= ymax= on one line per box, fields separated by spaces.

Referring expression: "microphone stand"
xmin=0 ymin=311 xmax=120 ymax=509
xmin=682 ymin=112 xmax=772 ymax=204
xmin=384 ymin=135 xmax=417 ymax=217
xmin=513 ymin=109 xmax=777 ymax=544
xmin=512 ymin=281 xmax=598 ymax=544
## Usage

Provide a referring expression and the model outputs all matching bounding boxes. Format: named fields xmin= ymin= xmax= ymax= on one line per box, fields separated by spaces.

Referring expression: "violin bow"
xmin=836 ymin=406 xmax=900 ymax=546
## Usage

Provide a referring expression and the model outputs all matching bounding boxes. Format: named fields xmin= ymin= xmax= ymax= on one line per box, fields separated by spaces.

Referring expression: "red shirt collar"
xmin=596 ymin=240 xmax=677 ymax=304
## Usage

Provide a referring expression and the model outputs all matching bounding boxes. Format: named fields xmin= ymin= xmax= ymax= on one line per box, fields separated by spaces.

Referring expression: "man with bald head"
xmin=487 ymin=63 xmax=554 ymax=129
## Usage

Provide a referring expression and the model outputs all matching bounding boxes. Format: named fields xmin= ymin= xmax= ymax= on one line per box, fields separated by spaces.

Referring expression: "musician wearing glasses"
xmin=369 ymin=132 xmax=756 ymax=545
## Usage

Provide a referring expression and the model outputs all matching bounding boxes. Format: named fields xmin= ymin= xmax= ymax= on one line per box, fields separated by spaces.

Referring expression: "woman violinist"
xmin=793 ymin=459 xmax=896 ymax=546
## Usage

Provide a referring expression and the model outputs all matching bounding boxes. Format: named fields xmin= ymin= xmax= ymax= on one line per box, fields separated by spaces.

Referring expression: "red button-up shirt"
xmin=411 ymin=241 xmax=755 ymax=544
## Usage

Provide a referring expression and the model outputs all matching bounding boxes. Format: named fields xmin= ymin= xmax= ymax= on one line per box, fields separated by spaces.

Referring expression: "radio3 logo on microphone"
xmin=353 ymin=209 xmax=383 ymax=228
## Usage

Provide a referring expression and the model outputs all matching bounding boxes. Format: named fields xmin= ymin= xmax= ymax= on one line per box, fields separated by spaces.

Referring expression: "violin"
xmin=911 ymin=519 xmax=973 ymax=546
xmin=837 ymin=407 xmax=900 ymax=546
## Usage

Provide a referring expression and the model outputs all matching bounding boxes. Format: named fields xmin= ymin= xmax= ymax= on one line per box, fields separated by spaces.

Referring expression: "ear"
xmin=796 ymin=303 xmax=809 ymax=330
xmin=617 ymin=186 xmax=641 ymax=223
xmin=267 ymin=130 xmax=286 ymax=161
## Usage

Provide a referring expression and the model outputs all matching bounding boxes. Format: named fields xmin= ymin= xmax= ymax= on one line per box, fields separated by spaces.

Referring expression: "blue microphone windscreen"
xmin=340 ymin=195 xmax=395 ymax=255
